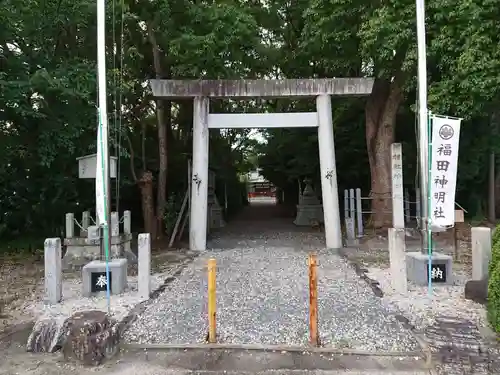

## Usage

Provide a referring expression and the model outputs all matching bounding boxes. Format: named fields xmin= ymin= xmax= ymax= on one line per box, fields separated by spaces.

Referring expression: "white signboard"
xmin=77 ymin=154 xmax=117 ymax=179
xmin=391 ymin=143 xmax=404 ymax=228
xmin=430 ymin=115 xmax=461 ymax=228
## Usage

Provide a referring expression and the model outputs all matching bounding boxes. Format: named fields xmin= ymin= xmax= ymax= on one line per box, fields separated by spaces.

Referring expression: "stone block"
xmin=388 ymin=228 xmax=407 ymax=293
xmin=44 ymin=238 xmax=62 ymax=304
xmin=471 ymin=227 xmax=492 ymax=281
xmin=464 ymin=279 xmax=488 ymax=305
xmin=406 ymin=251 xmax=453 ymax=285
xmin=82 ymin=259 xmax=127 ymax=297
xmin=62 ymin=310 xmax=119 ymax=366
xmin=87 ymin=225 xmax=100 ymax=241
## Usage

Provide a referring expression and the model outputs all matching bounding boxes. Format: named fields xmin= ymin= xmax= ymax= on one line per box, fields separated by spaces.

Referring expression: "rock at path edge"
xmin=62 ymin=310 xmax=120 ymax=366
xmin=464 ymin=279 xmax=488 ymax=305
xmin=26 ymin=316 xmax=69 ymax=353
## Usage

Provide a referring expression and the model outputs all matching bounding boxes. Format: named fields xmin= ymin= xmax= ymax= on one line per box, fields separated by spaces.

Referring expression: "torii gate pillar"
xmin=317 ymin=95 xmax=342 ymax=248
xmin=190 ymin=97 xmax=210 ymax=251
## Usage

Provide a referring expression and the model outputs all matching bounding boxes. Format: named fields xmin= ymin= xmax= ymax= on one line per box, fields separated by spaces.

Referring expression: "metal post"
xmin=416 ymin=187 xmax=421 ymax=227
xmin=224 ymin=182 xmax=228 ymax=214
xmin=97 ymin=0 xmax=111 ymax=312
xmin=207 ymin=258 xmax=217 ymax=343
xmin=416 ymin=0 xmax=429 ymax=250
xmin=308 ymin=253 xmax=319 ymax=346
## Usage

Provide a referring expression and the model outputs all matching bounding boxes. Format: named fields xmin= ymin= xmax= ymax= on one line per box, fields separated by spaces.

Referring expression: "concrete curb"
xmin=121 ymin=342 xmax=427 ymax=358
xmin=336 ymin=247 xmax=433 ymax=369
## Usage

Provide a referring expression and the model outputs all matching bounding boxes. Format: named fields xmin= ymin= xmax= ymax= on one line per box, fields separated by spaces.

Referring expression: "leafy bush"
xmin=492 ymin=225 xmax=500 ymax=250
xmin=487 ymin=224 xmax=500 ymax=332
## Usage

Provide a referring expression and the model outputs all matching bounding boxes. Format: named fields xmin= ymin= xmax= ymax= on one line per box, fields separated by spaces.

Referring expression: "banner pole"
xmin=427 ymin=112 xmax=433 ymax=297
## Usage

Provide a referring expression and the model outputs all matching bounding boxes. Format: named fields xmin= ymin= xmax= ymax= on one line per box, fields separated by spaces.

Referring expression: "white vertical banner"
xmin=391 ymin=143 xmax=405 ymax=228
xmin=95 ymin=116 xmax=106 ymax=226
xmin=430 ymin=115 xmax=462 ymax=228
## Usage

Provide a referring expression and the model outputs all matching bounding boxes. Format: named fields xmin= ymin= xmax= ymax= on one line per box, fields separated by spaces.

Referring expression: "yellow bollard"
xmin=308 ymin=253 xmax=319 ymax=346
xmin=207 ymin=258 xmax=217 ymax=343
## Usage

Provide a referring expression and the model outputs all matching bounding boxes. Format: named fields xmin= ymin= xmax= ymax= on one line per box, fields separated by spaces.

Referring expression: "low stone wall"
xmin=63 ymin=233 xmax=135 ymax=270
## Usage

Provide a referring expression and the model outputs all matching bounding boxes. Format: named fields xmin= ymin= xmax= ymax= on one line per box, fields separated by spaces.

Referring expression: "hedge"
xmin=487 ymin=224 xmax=500 ymax=332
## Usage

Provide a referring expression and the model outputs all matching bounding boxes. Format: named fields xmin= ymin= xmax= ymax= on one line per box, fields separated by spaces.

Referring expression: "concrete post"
xmin=388 ymin=228 xmax=407 ymax=294
xmin=44 ymin=238 xmax=62 ymax=304
xmin=81 ymin=211 xmax=90 ymax=236
xmin=123 ymin=210 xmax=131 ymax=234
xmin=123 ymin=210 xmax=132 ymax=256
xmin=190 ymin=96 xmax=210 ymax=251
xmin=344 ymin=189 xmax=349 ymax=220
xmin=65 ymin=213 xmax=74 ymax=239
xmin=111 ymin=211 xmax=119 ymax=237
xmin=356 ymin=188 xmax=363 ymax=237
xmin=316 ymin=95 xmax=342 ymax=249
xmin=138 ymin=233 xmax=151 ymax=299
xmin=391 ymin=143 xmax=405 ymax=229
xmin=349 ymin=188 xmax=355 ymax=222
xmin=471 ymin=227 xmax=492 ymax=281
xmin=345 ymin=218 xmax=356 ymax=243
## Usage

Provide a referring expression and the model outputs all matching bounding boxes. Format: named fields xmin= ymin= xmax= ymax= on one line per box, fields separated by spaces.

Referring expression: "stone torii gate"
xmin=150 ymin=79 xmax=374 ymax=251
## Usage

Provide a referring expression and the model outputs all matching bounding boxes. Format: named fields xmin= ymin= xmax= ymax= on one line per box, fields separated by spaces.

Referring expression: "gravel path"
xmin=124 ymin=203 xmax=419 ymax=352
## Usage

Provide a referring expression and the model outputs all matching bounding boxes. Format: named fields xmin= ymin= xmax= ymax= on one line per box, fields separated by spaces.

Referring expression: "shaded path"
xmin=124 ymin=202 xmax=420 ymax=352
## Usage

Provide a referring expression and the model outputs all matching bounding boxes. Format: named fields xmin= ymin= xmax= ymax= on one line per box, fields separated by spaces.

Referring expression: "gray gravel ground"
xmin=123 ymin=203 xmax=420 ymax=352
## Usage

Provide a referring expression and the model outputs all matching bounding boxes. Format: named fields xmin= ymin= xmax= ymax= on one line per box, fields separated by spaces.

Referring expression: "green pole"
xmin=98 ymin=110 xmax=111 ymax=314
xmin=427 ymin=112 xmax=433 ymax=296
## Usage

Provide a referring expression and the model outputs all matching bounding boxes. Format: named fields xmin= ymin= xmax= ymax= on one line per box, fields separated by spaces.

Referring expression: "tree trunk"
xmin=147 ymin=25 xmax=168 ymax=239
xmin=138 ymin=171 xmax=156 ymax=239
xmin=365 ymin=78 xmax=404 ymax=229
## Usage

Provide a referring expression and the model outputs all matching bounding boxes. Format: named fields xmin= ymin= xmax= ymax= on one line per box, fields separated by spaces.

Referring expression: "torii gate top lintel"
xmin=150 ymin=78 xmax=374 ymax=99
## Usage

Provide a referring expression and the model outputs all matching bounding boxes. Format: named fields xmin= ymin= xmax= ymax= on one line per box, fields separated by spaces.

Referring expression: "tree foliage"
xmin=1 ymin=0 xmax=499 ymax=248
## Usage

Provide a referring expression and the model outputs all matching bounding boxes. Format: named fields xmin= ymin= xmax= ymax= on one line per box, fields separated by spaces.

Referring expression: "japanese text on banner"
xmin=429 ymin=116 xmax=461 ymax=228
